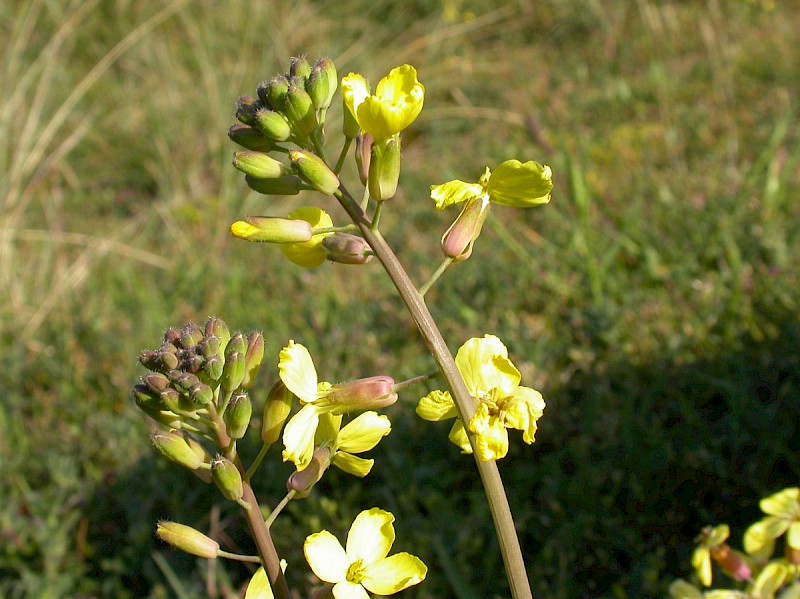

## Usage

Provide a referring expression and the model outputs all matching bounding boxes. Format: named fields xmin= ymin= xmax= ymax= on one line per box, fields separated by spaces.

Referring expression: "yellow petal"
xmin=743 ymin=518 xmax=777 ymax=556
xmin=282 ymin=404 xmax=319 ymax=470
xmin=416 ymin=389 xmax=457 ymax=421
xmin=486 ymin=159 xmax=553 ymax=208
xmin=760 ymin=487 xmax=800 ymax=518
xmin=346 ymin=508 xmax=394 ymax=564
xmin=304 ymin=530 xmax=349 ymax=584
xmin=469 ymin=411 xmax=509 ymax=461
xmin=448 ymin=419 xmax=472 ymax=453
xmin=455 ymin=334 xmax=508 ymax=397
xmin=355 ymin=65 xmax=424 ymax=140
xmin=315 ymin=412 xmax=343 ymax=446
xmin=668 ymin=579 xmax=704 ymax=599
xmin=332 ymin=581 xmax=369 ymax=599
xmin=341 ymin=73 xmax=370 ymax=116
xmin=279 ymin=207 xmax=333 ymax=268
xmin=751 ymin=561 xmax=788 ymax=598
xmin=691 ymin=546 xmax=712 ymax=587
xmin=481 ymin=354 xmax=521 ymax=398
xmin=361 ymin=553 xmax=427 ymax=594
xmin=430 ymin=179 xmax=484 ymax=210
xmin=337 ymin=412 xmax=391 ymax=453
xmin=332 ymin=452 xmax=374 ymax=477
xmin=789 ymin=520 xmax=800 ymax=549
xmin=278 ymin=340 xmax=319 ymax=403
xmin=244 ymin=567 xmax=273 ymax=599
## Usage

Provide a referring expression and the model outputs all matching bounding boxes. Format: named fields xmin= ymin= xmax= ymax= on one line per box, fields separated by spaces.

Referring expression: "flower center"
xmin=346 ymin=559 xmax=365 ymax=584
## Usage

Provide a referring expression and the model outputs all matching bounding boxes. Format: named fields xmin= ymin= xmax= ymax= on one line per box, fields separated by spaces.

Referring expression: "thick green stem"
xmin=334 ymin=187 xmax=532 ymax=599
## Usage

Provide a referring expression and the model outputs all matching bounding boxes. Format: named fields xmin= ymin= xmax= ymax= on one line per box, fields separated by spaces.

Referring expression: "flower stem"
xmin=392 ymin=371 xmax=439 ymax=393
xmin=333 ymin=186 xmax=532 ymax=599
xmin=245 ymin=443 xmax=271 ymax=482
xmin=419 ymin=257 xmax=454 ymax=297
xmin=333 ymin=138 xmax=352 ymax=174
xmin=217 ymin=550 xmax=263 ymax=563
xmin=266 ymin=490 xmax=296 ymax=529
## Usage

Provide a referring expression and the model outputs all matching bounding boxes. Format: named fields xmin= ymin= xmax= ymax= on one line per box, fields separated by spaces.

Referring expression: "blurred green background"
xmin=1 ymin=0 xmax=798 ymax=597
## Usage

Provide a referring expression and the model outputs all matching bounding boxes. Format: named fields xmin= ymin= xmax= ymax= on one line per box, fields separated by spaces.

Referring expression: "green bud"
xmin=355 ymin=133 xmax=373 ymax=186
xmin=289 ymin=55 xmax=312 ymax=80
xmin=156 ymin=521 xmax=219 ymax=559
xmin=287 ymin=446 xmax=331 ymax=499
xmin=262 ymin=75 xmax=289 ymax=109
xmin=323 ymin=233 xmax=373 ymax=265
xmin=235 ymin=96 xmax=260 ymax=126
xmin=306 ymin=58 xmax=337 ymax=111
xmin=246 ymin=174 xmax=304 ymax=196
xmin=189 ymin=382 xmax=214 ymax=406
xmin=204 ymin=317 xmax=230 ymax=352
xmin=231 ymin=217 xmax=312 ymax=243
xmin=186 ymin=437 xmax=213 ymax=483
xmin=289 ymin=150 xmax=340 ymax=195
xmin=261 ymin=380 xmax=293 ymax=446
xmin=157 ymin=344 xmax=180 ymax=370
xmin=179 ymin=322 xmax=204 ymax=350
xmin=441 ymin=197 xmax=490 ymax=262
xmin=168 ymin=370 xmax=200 ymax=395
xmin=253 ymin=108 xmax=292 ymax=142
xmin=211 ymin=456 xmax=243 ymax=501
xmin=132 ymin=385 xmax=182 ymax=428
xmin=201 ymin=355 xmax=224 ymax=385
xmin=232 ymin=151 xmax=287 ymax=179
xmin=283 ymin=78 xmax=317 ymax=139
xmin=368 ymin=137 xmax=401 ymax=201
xmin=158 ymin=387 xmax=186 ymax=413
xmin=198 ymin=336 xmax=221 ymax=360
xmin=221 ymin=352 xmax=246 ymax=393
xmin=227 ymin=124 xmax=274 ymax=152
xmin=224 ymin=392 xmax=252 ymax=439
xmin=226 ymin=332 xmax=247 ymax=356
xmin=322 ymin=376 xmax=398 ymax=413
xmin=151 ymin=430 xmax=203 ymax=470
xmin=242 ymin=331 xmax=265 ymax=388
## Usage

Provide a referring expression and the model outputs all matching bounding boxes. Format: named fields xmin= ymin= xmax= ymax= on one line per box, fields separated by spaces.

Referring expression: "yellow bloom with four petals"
xmin=744 ymin=487 xmax=800 ymax=557
xmin=316 ymin=411 xmax=392 ymax=477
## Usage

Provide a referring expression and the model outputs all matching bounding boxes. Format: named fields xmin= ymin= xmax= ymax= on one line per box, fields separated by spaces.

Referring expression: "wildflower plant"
xmin=133 ymin=55 xmax=553 ymax=598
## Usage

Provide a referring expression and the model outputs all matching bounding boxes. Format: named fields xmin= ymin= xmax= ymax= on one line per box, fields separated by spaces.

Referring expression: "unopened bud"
xmin=261 ymin=76 xmax=289 ymax=109
xmin=158 ymin=388 xmax=187 ymax=413
xmin=253 ymin=109 xmax=292 ymax=142
xmin=232 ymin=151 xmax=287 ymax=179
xmin=289 ymin=55 xmax=312 ymax=80
xmin=441 ymin=196 xmax=490 ymax=261
xmin=262 ymin=380 xmax=293 ymax=445
xmin=186 ymin=437 xmax=213 ymax=483
xmin=144 ymin=372 xmax=171 ymax=394
xmin=156 ymin=521 xmax=219 ymax=559
xmin=132 ymin=385 xmax=182 ymax=428
xmin=189 ymin=382 xmax=214 ymax=406
xmin=323 ymin=376 xmax=397 ymax=413
xmin=306 ymin=58 xmax=337 ymax=111
xmin=224 ymin=392 xmax=253 ymax=439
xmin=201 ymin=355 xmax=223 ymax=385
xmin=235 ymin=96 xmax=260 ymax=126
xmin=287 ymin=446 xmax=332 ymax=499
xmin=283 ymin=77 xmax=318 ymax=139
xmin=179 ymin=322 xmax=204 ymax=350
xmin=242 ymin=331 xmax=264 ymax=388
xmin=368 ymin=137 xmax=401 ymax=201
xmin=221 ymin=352 xmax=246 ymax=393
xmin=211 ymin=456 xmax=244 ymax=501
xmin=157 ymin=344 xmax=180 ymax=370
xmin=230 ymin=217 xmax=313 ymax=243
xmin=152 ymin=430 xmax=204 ymax=470
xmin=163 ymin=327 xmax=182 ymax=346
xmin=355 ymin=133 xmax=373 ymax=185
xmin=228 ymin=124 xmax=274 ymax=152
xmin=204 ymin=317 xmax=230 ymax=349
xmin=710 ymin=544 xmax=752 ymax=582
xmin=289 ymin=150 xmax=340 ymax=195
xmin=246 ymin=174 xmax=304 ymax=196
xmin=323 ymin=233 xmax=373 ymax=264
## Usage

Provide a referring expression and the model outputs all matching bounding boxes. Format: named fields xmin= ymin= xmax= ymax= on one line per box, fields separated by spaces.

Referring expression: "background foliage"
xmin=1 ymin=0 xmax=798 ymax=597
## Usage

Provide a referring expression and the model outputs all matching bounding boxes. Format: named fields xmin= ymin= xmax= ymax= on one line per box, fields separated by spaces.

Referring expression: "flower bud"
xmin=182 ymin=351 xmax=204 ymax=374
xmin=163 ymin=327 xmax=182 ymax=346
xmin=186 ymin=437 xmax=213 ymax=483
xmin=232 ymin=151 xmax=287 ymax=179
xmin=157 ymin=387 xmax=186 ymax=413
xmin=253 ymin=108 xmax=292 ymax=142
xmin=199 ymin=336 xmax=221 ymax=360
xmin=156 ymin=521 xmax=219 ymax=559
xmin=710 ymin=544 xmax=752 ymax=582
xmin=287 ymin=446 xmax=331 ymax=499
xmin=189 ymin=382 xmax=214 ymax=406
xmin=323 ymin=233 xmax=373 ymax=265
xmin=230 ymin=217 xmax=313 ymax=243
xmin=224 ymin=392 xmax=253 ymax=439
xmin=227 ymin=124 xmax=274 ymax=152
xmin=204 ymin=317 xmax=230 ymax=350
xmin=226 ymin=332 xmax=247 ymax=355
xmin=235 ymin=96 xmax=260 ymax=126
xmin=289 ymin=150 xmax=340 ymax=195
xmin=242 ymin=331 xmax=264 ymax=389
xmin=283 ymin=78 xmax=318 ymax=139
xmin=261 ymin=75 xmax=289 ymax=109
xmin=246 ymin=174 xmax=304 ymax=196
xmin=211 ymin=456 xmax=244 ymax=501
xmin=262 ymin=380 xmax=293 ymax=446
xmin=323 ymin=376 xmax=398 ymax=413
xmin=157 ymin=344 xmax=180 ymax=370
xmin=306 ymin=58 xmax=337 ymax=111
xmin=441 ymin=196 xmax=490 ymax=262
xmin=132 ymin=385 xmax=183 ymax=428
xmin=151 ymin=430 xmax=204 ymax=470
xmin=144 ymin=372 xmax=171 ymax=394
xmin=355 ymin=133 xmax=373 ymax=186
xmin=179 ymin=322 xmax=204 ymax=350
xmin=201 ymin=355 xmax=223 ymax=385
xmin=221 ymin=352 xmax=245 ymax=393
xmin=289 ymin=55 xmax=313 ymax=80
xmin=368 ymin=137 xmax=401 ymax=201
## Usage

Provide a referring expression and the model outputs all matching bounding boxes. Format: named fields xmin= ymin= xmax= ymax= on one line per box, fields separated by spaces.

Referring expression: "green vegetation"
xmin=1 ymin=0 xmax=798 ymax=596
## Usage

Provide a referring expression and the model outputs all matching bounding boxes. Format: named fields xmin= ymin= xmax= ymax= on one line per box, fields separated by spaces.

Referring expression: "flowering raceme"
xmin=416 ymin=335 xmax=545 ymax=461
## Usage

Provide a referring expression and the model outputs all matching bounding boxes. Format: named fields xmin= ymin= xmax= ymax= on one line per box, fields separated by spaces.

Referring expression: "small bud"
xmin=232 ymin=151 xmax=287 ymax=179
xmin=189 ymin=382 xmax=214 ymax=406
xmin=235 ymin=96 xmax=260 ymax=126
xmin=322 ymin=376 xmax=398 ymax=413
xmin=227 ymin=124 xmax=274 ymax=152
xmin=201 ymin=355 xmax=223 ymax=385
xmin=262 ymin=380 xmax=293 ymax=445
xmin=230 ymin=217 xmax=313 ymax=243
xmin=242 ymin=331 xmax=265 ymax=388
xmin=139 ymin=349 xmax=162 ymax=372
xmin=283 ymin=78 xmax=317 ymax=139
xmin=287 ymin=446 xmax=331 ymax=499
xmin=246 ymin=174 xmax=304 ymax=196
xmin=158 ymin=388 xmax=187 ymax=413
xmin=144 ymin=372 xmax=171 ymax=394
xmin=156 ymin=521 xmax=219 ymax=559
xmin=132 ymin=385 xmax=183 ymax=428
xmin=224 ymin=392 xmax=253 ymax=439
xmin=355 ymin=133 xmax=373 ymax=186
xmin=221 ymin=352 xmax=246 ymax=393
xmin=168 ymin=370 xmax=201 ymax=395
xmin=157 ymin=344 xmax=180 ymax=370
xmin=323 ymin=233 xmax=373 ymax=265
xmin=368 ymin=137 xmax=401 ymax=201
xmin=440 ymin=197 xmax=490 ymax=261
xmin=262 ymin=75 xmax=290 ymax=109
xmin=306 ymin=58 xmax=337 ymax=111
xmin=163 ymin=327 xmax=182 ymax=346
xmin=198 ymin=336 xmax=221 ymax=360
xmin=252 ymin=108 xmax=292 ymax=142
xmin=151 ymin=430 xmax=204 ymax=470
xmin=289 ymin=150 xmax=340 ymax=195
xmin=211 ymin=456 xmax=244 ymax=501
xmin=710 ymin=544 xmax=752 ymax=582
xmin=179 ymin=322 xmax=204 ymax=350
xmin=289 ymin=55 xmax=312 ymax=80
xmin=183 ymin=352 xmax=204 ymax=374
xmin=204 ymin=317 xmax=231 ymax=351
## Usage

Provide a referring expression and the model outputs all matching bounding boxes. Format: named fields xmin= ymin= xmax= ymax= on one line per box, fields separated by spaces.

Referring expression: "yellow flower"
xmin=341 ymin=65 xmax=424 ymax=141
xmin=279 ymin=207 xmax=333 ymax=268
xmin=304 ymin=508 xmax=427 ymax=598
xmin=431 ymin=160 xmax=553 ymax=210
xmin=692 ymin=525 xmax=730 ymax=587
xmin=416 ymin=334 xmax=545 ymax=461
xmin=317 ymin=411 xmax=392 ymax=477
xmin=744 ymin=487 xmax=800 ymax=556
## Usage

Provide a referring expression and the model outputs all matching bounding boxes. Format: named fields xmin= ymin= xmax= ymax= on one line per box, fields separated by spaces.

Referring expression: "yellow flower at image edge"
xmin=744 ymin=487 xmax=800 ymax=556
xmin=279 ymin=206 xmax=333 ymax=268
xmin=342 ymin=65 xmax=425 ymax=141
xmin=304 ymin=508 xmax=427 ymax=598
xmin=416 ymin=334 xmax=545 ymax=461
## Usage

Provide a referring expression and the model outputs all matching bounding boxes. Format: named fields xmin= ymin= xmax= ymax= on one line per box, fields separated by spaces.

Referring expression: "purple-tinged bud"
xmin=323 ymin=376 xmax=398 ymax=413
xmin=289 ymin=55 xmax=312 ymax=80
xmin=211 ymin=456 xmax=243 ymax=501
xmin=711 ymin=544 xmax=752 ymax=582
xmin=355 ymin=133 xmax=373 ymax=186
xmin=144 ymin=372 xmax=170 ymax=394
xmin=283 ymin=78 xmax=318 ymax=139
xmin=262 ymin=380 xmax=293 ymax=446
xmin=227 ymin=124 xmax=274 ymax=152
xmin=199 ymin=336 xmax=221 ymax=360
xmin=242 ymin=331 xmax=264 ymax=389
xmin=289 ymin=150 xmax=340 ymax=195
xmin=245 ymin=174 xmax=304 ymax=196
xmin=204 ymin=317 xmax=230 ymax=351
xmin=323 ymin=233 xmax=373 ymax=265
xmin=230 ymin=217 xmax=313 ymax=244
xmin=253 ymin=108 xmax=292 ymax=142
xmin=157 ymin=344 xmax=180 ymax=370
xmin=151 ymin=430 xmax=204 ymax=470
xmin=156 ymin=521 xmax=219 ymax=559
xmin=179 ymin=322 xmax=203 ymax=350
xmin=368 ymin=137 xmax=401 ymax=201
xmin=183 ymin=352 xmax=204 ymax=374
xmin=235 ymin=96 xmax=260 ymax=126
xmin=139 ymin=349 xmax=162 ymax=372
xmin=163 ymin=327 xmax=182 ymax=346
xmin=440 ymin=196 xmax=490 ymax=262
xmin=287 ymin=446 xmax=331 ymax=499
xmin=232 ymin=151 xmax=287 ymax=179
xmin=306 ymin=58 xmax=337 ymax=111
xmin=224 ymin=392 xmax=252 ymax=439
xmin=168 ymin=370 xmax=200 ymax=394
